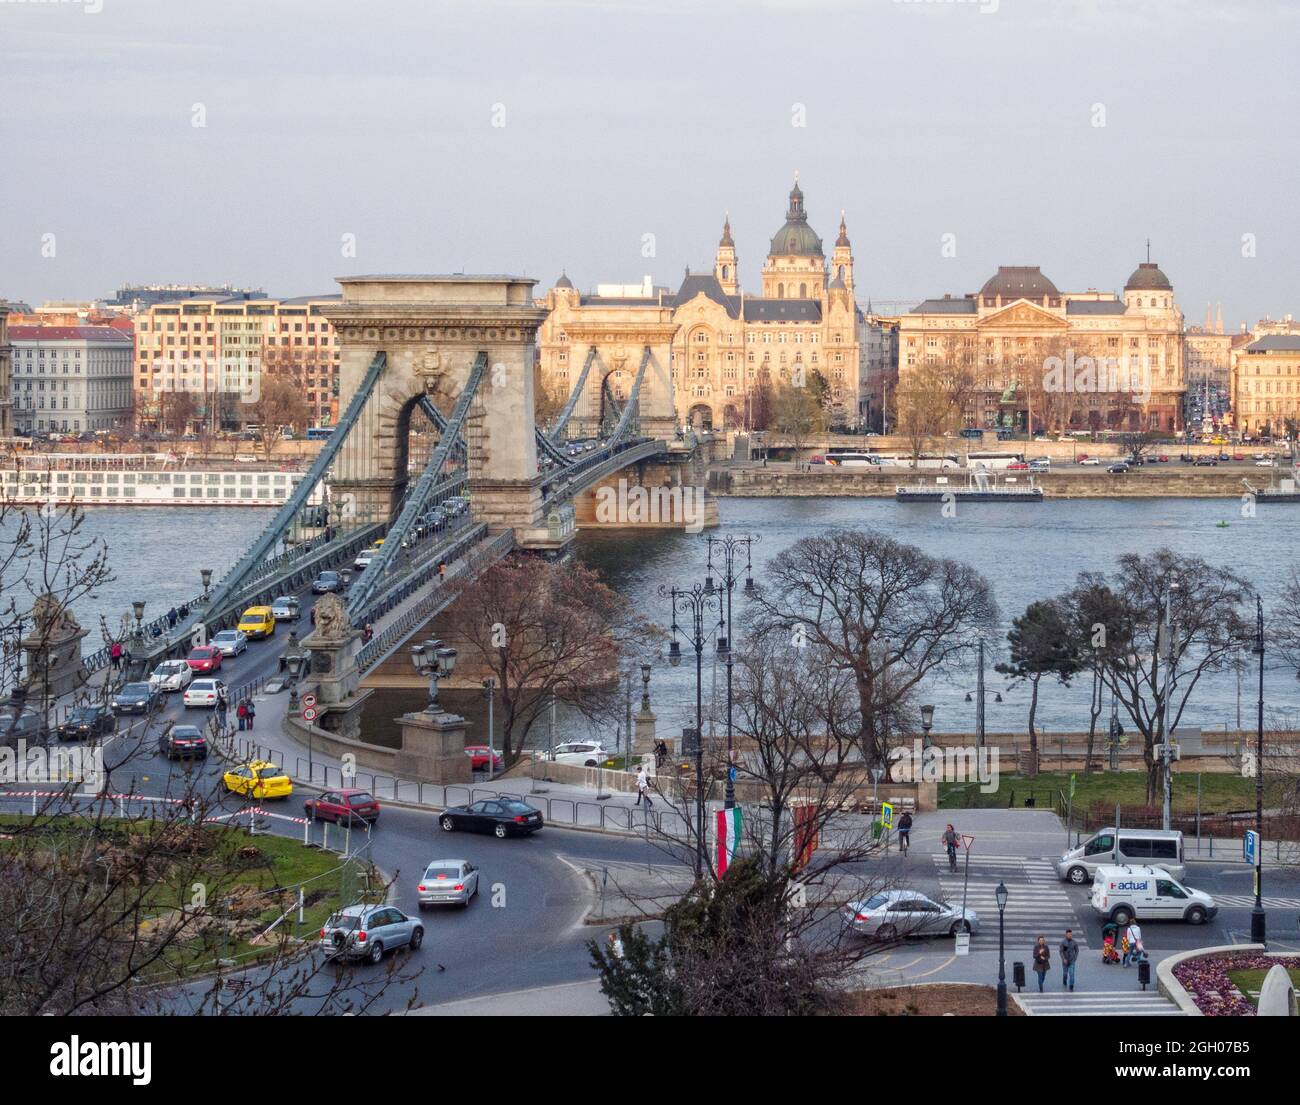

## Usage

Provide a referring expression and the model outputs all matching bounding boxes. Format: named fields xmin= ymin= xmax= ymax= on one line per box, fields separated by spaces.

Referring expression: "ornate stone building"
xmin=1230 ymin=332 xmax=1300 ymax=436
xmin=899 ymin=260 xmax=1185 ymax=433
xmin=536 ymin=179 xmax=863 ymax=431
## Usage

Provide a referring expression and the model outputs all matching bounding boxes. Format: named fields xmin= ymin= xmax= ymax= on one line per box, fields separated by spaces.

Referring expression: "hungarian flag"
xmin=716 ymin=806 xmax=742 ymax=876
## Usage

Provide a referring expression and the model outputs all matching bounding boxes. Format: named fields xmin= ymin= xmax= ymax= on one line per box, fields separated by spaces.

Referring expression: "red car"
xmin=186 ymin=645 xmax=224 ymax=674
xmin=303 ymin=788 xmax=380 ymax=825
xmin=465 ymin=745 xmax=503 ymax=772
xmin=1007 ymin=461 xmax=1029 ymax=470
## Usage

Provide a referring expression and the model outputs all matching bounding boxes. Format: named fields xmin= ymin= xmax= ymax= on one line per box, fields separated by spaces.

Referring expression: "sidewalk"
xmin=407 ymin=979 xmax=608 ymax=1016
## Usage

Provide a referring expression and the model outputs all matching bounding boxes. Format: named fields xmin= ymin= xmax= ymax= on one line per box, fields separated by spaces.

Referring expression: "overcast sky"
xmin=2 ymin=0 xmax=1297 ymax=328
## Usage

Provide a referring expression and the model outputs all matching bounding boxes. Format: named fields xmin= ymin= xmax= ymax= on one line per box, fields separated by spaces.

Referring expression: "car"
xmin=1218 ymin=452 xmax=1231 ymax=462
xmin=1106 ymin=463 xmax=1130 ymax=474
xmin=842 ymin=889 xmax=979 ymax=941
xmin=417 ymin=859 xmax=480 ymax=908
xmin=149 ymin=660 xmax=193 ymax=693
xmin=211 ymin=629 xmax=248 ymax=656
xmin=1255 ymin=458 xmax=1276 ymax=467
xmin=111 ymin=682 xmax=160 ymax=715
xmin=1006 ymin=461 xmax=1029 ymax=471
xmin=304 ymin=788 xmax=380 ymax=825
xmin=57 ymin=705 xmax=116 ymax=741
xmin=1193 ymin=456 xmax=1217 ymax=467
xmin=1090 ymin=864 xmax=1215 ymax=926
xmin=439 ymin=797 xmax=544 ymax=838
xmin=186 ymin=645 xmax=224 ymax=674
xmin=319 ymin=905 xmax=423 ymax=964
xmin=959 ymin=427 xmax=984 ymax=440
xmin=1078 ymin=456 xmax=1101 ymax=466
xmin=1155 ymin=454 xmax=1170 ymax=463
xmin=543 ymin=740 xmax=611 ymax=767
xmin=222 ymin=760 xmax=293 ymax=799
xmin=159 ymin=724 xmax=209 ymax=760
xmin=465 ymin=745 xmax=503 ymax=772
xmin=182 ymin=678 xmax=226 ymax=708
xmin=1232 ymin=453 xmax=1245 ymax=462
xmin=311 ymin=571 xmax=342 ymax=595
xmin=353 ymin=548 xmax=381 ymax=571
xmin=1028 ymin=458 xmax=1050 ymax=472
xmin=270 ymin=595 xmax=301 ymax=620
xmin=237 ymin=606 xmax=276 ymax=639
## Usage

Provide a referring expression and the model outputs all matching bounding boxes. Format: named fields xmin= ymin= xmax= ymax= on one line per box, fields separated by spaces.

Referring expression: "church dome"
xmin=979 ymin=265 xmax=1059 ymax=301
xmin=1124 ymin=262 xmax=1172 ymax=291
xmin=768 ymin=178 xmax=823 ymax=257
xmin=554 ymin=272 xmax=574 ymax=289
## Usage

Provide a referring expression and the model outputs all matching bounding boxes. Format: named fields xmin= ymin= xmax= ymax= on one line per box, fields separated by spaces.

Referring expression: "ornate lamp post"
xmin=661 ymin=581 xmax=719 ymax=878
xmin=705 ymin=533 xmax=757 ymax=809
xmin=199 ymin=568 xmax=213 ymax=602
xmin=409 ymin=639 xmax=458 ymax=712
xmin=483 ymin=678 xmax=496 ymax=777
xmin=284 ymin=631 xmax=306 ymax=714
xmin=995 ymin=881 xmax=1009 ymax=1016
xmin=1250 ymin=595 xmax=1266 ymax=945
xmin=920 ymin=703 xmax=935 ymax=749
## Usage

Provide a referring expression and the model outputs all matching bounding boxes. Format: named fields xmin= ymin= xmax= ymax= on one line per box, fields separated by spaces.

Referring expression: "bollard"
xmin=322 ymin=820 xmax=330 ymax=852
xmin=298 ymin=888 xmax=305 ymax=925
xmin=302 ymin=816 xmax=310 ymax=846
xmin=1013 ymin=961 xmax=1026 ymax=992
xmin=248 ymin=806 xmax=256 ymax=836
xmin=31 ymin=791 xmax=37 ymax=817
xmin=1137 ymin=960 xmax=1151 ymax=990
xmin=344 ymin=820 xmax=351 ymax=858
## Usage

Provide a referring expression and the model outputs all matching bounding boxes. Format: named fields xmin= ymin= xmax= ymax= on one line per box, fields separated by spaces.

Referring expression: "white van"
xmin=1056 ymin=827 xmax=1185 ymax=884
xmin=1090 ymin=865 xmax=1217 ymax=926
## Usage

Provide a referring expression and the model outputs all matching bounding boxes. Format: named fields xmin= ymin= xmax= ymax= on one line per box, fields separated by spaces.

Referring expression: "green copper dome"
xmin=768 ymin=179 xmax=823 ymax=257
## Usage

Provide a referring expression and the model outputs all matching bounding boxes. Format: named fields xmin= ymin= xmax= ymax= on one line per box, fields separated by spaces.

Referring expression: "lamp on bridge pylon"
xmin=410 ymin=639 xmax=457 ymax=712
xmin=199 ymin=568 xmax=213 ymax=602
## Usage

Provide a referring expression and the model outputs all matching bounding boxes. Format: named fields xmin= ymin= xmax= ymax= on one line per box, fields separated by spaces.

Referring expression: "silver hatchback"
xmin=319 ymin=904 xmax=424 ymax=964
xmin=843 ymin=890 xmax=979 ymax=941
xmin=417 ymin=859 xmax=480 ymax=908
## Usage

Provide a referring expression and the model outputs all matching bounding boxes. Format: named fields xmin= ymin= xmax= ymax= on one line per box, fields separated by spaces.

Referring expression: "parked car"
xmin=270 ymin=595 xmax=301 ymax=620
xmin=417 ymin=859 xmax=480 ymax=908
xmin=319 ymin=905 xmax=423 ymax=964
xmin=439 ymin=797 xmax=544 ymax=838
xmin=465 ymin=745 xmax=504 ymax=772
xmin=842 ymin=889 xmax=979 ymax=941
xmin=149 ymin=660 xmax=193 ymax=693
xmin=57 ymin=705 xmax=116 ymax=741
xmin=311 ymin=571 xmax=342 ymax=595
xmin=211 ymin=629 xmax=248 ymax=657
xmin=237 ymin=606 xmax=276 ymax=639
xmin=1193 ymin=456 xmax=1217 ymax=467
xmin=186 ymin=645 xmax=224 ymax=674
xmin=159 ymin=724 xmax=209 ymax=760
xmin=182 ymin=678 xmax=226 ymax=708
xmin=112 ymin=682 xmax=161 ymax=715
xmin=303 ymin=788 xmax=380 ymax=825
xmin=542 ymin=740 xmax=611 ymax=767
xmin=223 ymin=760 xmax=292 ymax=799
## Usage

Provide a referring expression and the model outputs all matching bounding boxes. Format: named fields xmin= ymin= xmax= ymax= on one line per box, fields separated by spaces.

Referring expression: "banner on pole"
xmin=716 ymin=806 xmax=742 ymax=876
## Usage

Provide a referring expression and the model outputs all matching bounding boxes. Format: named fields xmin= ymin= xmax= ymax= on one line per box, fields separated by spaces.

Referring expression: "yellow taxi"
xmin=222 ymin=760 xmax=293 ymax=800
xmin=237 ymin=606 xmax=276 ymax=639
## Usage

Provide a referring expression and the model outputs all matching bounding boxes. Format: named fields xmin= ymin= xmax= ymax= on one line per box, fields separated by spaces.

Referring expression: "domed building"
xmin=898 ymin=255 xmax=1185 ymax=433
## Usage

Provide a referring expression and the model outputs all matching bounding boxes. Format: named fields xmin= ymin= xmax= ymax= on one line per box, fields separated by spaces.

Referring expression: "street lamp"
xmin=995 ymin=880 xmax=1009 ymax=1016
xmin=132 ymin=600 xmax=146 ymax=641
xmin=705 ymin=533 xmax=758 ymax=809
xmin=482 ymin=678 xmax=496 ymax=777
xmin=1249 ymin=595 xmax=1266 ymax=945
xmin=920 ymin=703 xmax=935 ymax=749
xmin=660 ymin=581 xmax=719 ymax=878
xmin=284 ymin=632 xmax=306 ymax=714
xmin=199 ymin=568 xmax=213 ymax=601
xmin=409 ymin=639 xmax=457 ymax=712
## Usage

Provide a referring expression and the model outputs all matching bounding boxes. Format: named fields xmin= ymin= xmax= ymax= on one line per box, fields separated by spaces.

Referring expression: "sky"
xmin=1 ymin=0 xmax=1298 ymax=329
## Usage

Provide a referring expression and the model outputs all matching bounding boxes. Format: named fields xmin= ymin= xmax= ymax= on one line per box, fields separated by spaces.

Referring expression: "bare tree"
xmin=246 ymin=372 xmax=309 ymax=460
xmin=895 ymin=361 xmax=962 ymax=467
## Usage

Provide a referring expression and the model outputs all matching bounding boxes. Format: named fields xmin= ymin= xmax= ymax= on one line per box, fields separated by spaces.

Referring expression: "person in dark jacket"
xmin=1032 ymin=935 xmax=1051 ymax=992
xmin=1059 ymin=928 xmax=1079 ymax=991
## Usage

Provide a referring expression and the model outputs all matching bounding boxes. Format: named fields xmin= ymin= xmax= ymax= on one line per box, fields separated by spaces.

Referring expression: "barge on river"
xmin=895 ymin=469 xmax=1044 ymax=503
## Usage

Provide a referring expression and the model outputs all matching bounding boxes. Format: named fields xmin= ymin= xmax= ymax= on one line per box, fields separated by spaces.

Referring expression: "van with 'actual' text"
xmin=1090 ymin=864 xmax=1216 ymax=925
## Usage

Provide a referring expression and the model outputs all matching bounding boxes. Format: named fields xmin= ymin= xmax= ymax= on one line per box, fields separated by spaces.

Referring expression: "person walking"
xmin=110 ymin=640 xmax=122 ymax=670
xmin=654 ymin=740 xmax=668 ymax=769
xmin=216 ymin=695 xmax=228 ymax=735
xmin=167 ymin=606 xmax=178 ymax=629
xmin=244 ymin=698 xmax=256 ymax=731
xmin=1032 ymin=935 xmax=1051 ymax=993
xmin=897 ymin=810 xmax=913 ymax=855
xmin=1059 ymin=928 xmax=1079 ymax=991
xmin=941 ymin=824 xmax=960 ymax=872
xmin=635 ymin=766 xmax=653 ymax=808
xmin=236 ymin=700 xmax=248 ymax=732
xmin=1122 ymin=920 xmax=1144 ymax=968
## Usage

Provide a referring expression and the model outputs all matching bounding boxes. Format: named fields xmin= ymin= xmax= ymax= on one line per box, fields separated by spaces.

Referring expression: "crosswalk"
xmin=1016 ymin=990 xmax=1185 ymax=1016
xmin=931 ymin=854 xmax=1090 ymax=951
xmin=1213 ymin=894 xmax=1300 ymax=909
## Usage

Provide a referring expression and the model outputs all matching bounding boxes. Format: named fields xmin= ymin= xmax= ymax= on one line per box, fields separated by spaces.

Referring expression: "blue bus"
xmin=306 ymin=427 xmax=333 ymax=441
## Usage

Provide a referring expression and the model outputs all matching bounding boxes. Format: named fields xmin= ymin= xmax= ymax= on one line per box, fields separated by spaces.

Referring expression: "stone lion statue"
xmin=312 ymin=593 xmax=351 ymax=641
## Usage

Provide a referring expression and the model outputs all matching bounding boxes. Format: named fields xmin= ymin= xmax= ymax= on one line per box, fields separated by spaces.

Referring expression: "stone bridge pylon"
xmin=321 ymin=276 xmax=551 ymax=543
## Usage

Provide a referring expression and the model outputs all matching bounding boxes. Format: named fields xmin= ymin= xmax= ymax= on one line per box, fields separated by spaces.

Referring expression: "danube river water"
xmin=15 ymin=497 xmax=1300 ymax=737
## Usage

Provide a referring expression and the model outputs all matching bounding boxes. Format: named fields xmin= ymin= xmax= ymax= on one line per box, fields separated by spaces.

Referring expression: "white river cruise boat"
xmin=0 ymin=453 xmax=313 ymax=507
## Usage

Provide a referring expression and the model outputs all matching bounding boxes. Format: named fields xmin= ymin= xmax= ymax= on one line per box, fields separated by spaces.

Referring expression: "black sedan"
xmin=159 ymin=724 xmax=208 ymax=760
xmin=439 ymin=798 xmax=544 ymax=838
xmin=57 ymin=705 xmax=116 ymax=741
xmin=111 ymin=682 xmax=161 ymax=715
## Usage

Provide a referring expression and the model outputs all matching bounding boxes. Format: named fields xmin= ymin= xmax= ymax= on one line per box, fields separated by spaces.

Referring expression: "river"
xmin=7 ymin=497 xmax=1297 ymax=737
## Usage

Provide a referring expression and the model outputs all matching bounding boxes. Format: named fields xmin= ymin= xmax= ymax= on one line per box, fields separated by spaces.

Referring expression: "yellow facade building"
xmin=1230 ymin=333 xmax=1300 ymax=436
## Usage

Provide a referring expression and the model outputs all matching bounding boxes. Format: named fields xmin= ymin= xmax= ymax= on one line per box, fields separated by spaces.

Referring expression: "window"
xmin=1083 ymin=834 xmax=1114 ymax=857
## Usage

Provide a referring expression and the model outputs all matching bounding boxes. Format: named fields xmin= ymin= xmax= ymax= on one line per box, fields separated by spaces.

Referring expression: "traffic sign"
xmin=1244 ymin=829 xmax=1259 ymax=865
xmin=962 ymin=834 xmax=975 ymax=851
xmin=954 ymin=931 xmax=971 ymax=956
xmin=302 ymin=693 xmax=317 ymax=709
xmin=302 ymin=706 xmax=318 ymax=722
xmin=880 ymin=801 xmax=894 ymax=830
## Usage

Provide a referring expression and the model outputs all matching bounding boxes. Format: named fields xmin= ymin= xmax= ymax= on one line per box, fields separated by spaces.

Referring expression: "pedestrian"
xmin=216 ymin=697 xmax=228 ymax=733
xmin=110 ymin=641 xmax=122 ymax=669
xmin=635 ymin=765 xmax=653 ymax=808
xmin=941 ymin=823 xmax=960 ymax=872
xmin=236 ymin=700 xmax=248 ymax=731
xmin=897 ymin=810 xmax=913 ymax=855
xmin=1123 ymin=920 xmax=1144 ymax=968
xmin=1059 ymin=928 xmax=1079 ymax=991
xmin=244 ymin=698 xmax=256 ymax=731
xmin=1032 ymin=935 xmax=1051 ymax=993
xmin=167 ymin=606 xmax=178 ymax=628
xmin=653 ymin=739 xmax=668 ymax=769
xmin=606 ymin=930 xmax=625 ymax=959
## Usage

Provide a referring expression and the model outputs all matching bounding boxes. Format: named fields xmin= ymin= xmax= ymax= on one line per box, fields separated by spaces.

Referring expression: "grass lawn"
xmin=940 ymin=770 xmax=1284 ymax=814
xmin=1 ymin=815 xmax=379 ymax=979
xmin=1226 ymin=967 xmax=1300 ymax=1007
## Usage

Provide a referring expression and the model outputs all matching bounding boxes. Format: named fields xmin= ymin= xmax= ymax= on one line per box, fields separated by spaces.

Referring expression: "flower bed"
xmin=1172 ymin=952 xmax=1299 ymax=1016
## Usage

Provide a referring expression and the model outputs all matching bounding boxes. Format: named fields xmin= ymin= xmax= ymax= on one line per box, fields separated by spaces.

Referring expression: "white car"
xmin=417 ymin=859 xmax=480 ymax=908
xmin=183 ymin=678 xmax=227 ymax=708
xmin=270 ymin=595 xmax=300 ymax=619
xmin=354 ymin=547 xmax=380 ymax=571
xmin=211 ymin=629 xmax=247 ymax=657
xmin=149 ymin=660 xmax=192 ymax=693
xmin=1254 ymin=458 xmax=1276 ymax=467
xmin=540 ymin=741 xmax=611 ymax=767
xmin=1078 ymin=457 xmax=1101 ymax=466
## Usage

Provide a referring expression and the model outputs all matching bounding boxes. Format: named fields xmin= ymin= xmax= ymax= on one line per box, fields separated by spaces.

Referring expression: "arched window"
xmin=838 ymin=266 xmax=845 ymax=281
xmin=778 ymin=283 xmax=784 ymax=298
xmin=800 ymin=283 xmax=807 ymax=297
xmin=721 ymin=266 xmax=729 ymax=280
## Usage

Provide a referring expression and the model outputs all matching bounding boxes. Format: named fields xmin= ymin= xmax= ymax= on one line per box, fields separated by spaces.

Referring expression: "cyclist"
xmin=941 ymin=823 xmax=960 ymax=872
xmin=897 ymin=809 xmax=913 ymax=855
